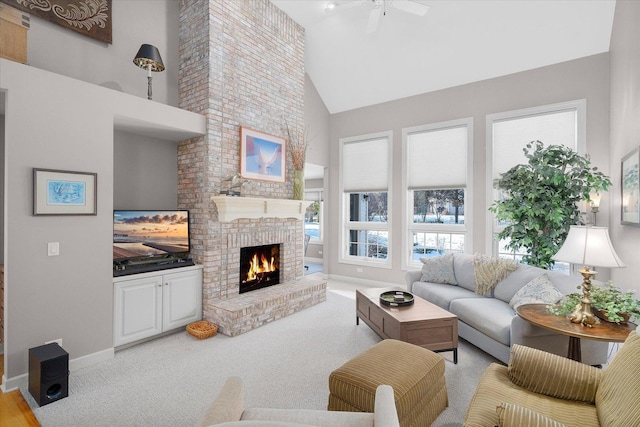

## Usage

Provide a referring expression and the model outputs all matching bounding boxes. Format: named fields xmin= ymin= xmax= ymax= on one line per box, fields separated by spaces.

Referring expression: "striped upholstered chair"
xmin=464 ymin=329 xmax=640 ymax=427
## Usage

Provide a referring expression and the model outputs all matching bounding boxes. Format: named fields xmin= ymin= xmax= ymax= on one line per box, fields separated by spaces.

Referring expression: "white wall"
xmin=327 ymin=54 xmax=611 ymax=285
xmin=25 ymin=0 xmax=179 ymax=106
xmin=609 ymin=1 xmax=640 ymax=292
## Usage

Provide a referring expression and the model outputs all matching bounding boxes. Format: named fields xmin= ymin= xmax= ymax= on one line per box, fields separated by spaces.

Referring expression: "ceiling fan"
xmin=326 ymin=0 xmax=429 ymax=34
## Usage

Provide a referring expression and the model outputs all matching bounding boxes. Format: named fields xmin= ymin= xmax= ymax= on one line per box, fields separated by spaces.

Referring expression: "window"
xmin=304 ymin=189 xmax=323 ymax=242
xmin=339 ymin=131 xmax=392 ymax=267
xmin=487 ymin=100 xmax=585 ymax=270
xmin=403 ymin=119 xmax=471 ymax=268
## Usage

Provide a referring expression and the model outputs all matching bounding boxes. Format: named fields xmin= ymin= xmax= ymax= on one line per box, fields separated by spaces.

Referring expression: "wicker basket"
xmin=186 ymin=320 xmax=218 ymax=339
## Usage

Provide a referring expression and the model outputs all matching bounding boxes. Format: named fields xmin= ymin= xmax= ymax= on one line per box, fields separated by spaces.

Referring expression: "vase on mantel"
xmin=293 ymin=169 xmax=304 ymax=200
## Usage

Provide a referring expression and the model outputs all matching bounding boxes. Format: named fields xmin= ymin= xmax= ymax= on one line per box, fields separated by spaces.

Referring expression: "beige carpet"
xmin=24 ymin=275 xmax=498 ymax=426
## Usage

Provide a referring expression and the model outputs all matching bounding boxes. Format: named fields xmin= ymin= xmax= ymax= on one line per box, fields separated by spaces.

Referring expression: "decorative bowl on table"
xmin=380 ymin=291 xmax=414 ymax=307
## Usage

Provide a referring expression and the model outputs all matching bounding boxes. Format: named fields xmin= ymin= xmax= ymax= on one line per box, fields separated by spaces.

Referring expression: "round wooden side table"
xmin=515 ymin=303 xmax=636 ymax=363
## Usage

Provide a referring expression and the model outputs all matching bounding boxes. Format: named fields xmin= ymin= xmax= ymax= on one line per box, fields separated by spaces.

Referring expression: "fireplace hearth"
xmin=240 ymin=243 xmax=280 ymax=294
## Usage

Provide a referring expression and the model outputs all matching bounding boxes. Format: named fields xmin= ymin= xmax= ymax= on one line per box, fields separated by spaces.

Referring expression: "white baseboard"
xmin=1 ymin=347 xmax=114 ymax=393
xmin=327 ymin=274 xmax=401 ymax=289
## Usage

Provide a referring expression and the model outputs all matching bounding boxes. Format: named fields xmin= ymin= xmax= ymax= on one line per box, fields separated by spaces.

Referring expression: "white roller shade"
xmin=493 ymin=110 xmax=577 ymax=179
xmin=407 ymin=125 xmax=467 ymax=190
xmin=343 ymin=137 xmax=389 ymax=193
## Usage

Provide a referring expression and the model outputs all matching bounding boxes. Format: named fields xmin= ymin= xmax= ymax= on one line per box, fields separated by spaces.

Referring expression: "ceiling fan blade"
xmin=391 ymin=0 xmax=429 ymax=16
xmin=325 ymin=0 xmax=363 ymax=12
xmin=366 ymin=7 xmax=381 ymax=33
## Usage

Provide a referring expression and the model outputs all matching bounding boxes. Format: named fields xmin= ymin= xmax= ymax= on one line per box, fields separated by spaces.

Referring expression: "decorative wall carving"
xmin=1 ymin=0 xmax=112 ymax=43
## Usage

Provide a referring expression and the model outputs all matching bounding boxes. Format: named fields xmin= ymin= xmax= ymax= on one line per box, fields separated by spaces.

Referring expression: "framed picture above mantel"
xmin=33 ymin=168 xmax=97 ymax=216
xmin=239 ymin=126 xmax=286 ymax=183
xmin=621 ymin=146 xmax=640 ymax=226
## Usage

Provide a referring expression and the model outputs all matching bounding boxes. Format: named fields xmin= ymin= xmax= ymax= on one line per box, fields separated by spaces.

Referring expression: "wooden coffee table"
xmin=356 ymin=287 xmax=458 ymax=363
xmin=516 ymin=303 xmax=636 ymax=363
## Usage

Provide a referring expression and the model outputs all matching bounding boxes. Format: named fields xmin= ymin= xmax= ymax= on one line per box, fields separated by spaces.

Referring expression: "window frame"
xmin=339 ymin=131 xmax=393 ymax=268
xmin=485 ymin=99 xmax=587 ymax=258
xmin=401 ymin=118 xmax=473 ymax=270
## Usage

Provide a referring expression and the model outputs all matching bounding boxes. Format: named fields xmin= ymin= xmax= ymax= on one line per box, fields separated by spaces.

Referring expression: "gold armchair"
xmin=464 ymin=329 xmax=640 ymax=427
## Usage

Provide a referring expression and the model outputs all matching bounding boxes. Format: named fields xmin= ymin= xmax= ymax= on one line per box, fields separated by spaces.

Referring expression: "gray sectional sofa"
xmin=405 ymin=253 xmax=608 ymax=365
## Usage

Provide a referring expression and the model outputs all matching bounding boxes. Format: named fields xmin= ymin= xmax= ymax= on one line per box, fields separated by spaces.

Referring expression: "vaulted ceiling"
xmin=272 ymin=0 xmax=616 ymax=114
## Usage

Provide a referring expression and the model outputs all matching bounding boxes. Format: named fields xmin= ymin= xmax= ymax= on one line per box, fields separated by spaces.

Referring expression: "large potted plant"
xmin=489 ymin=141 xmax=611 ymax=269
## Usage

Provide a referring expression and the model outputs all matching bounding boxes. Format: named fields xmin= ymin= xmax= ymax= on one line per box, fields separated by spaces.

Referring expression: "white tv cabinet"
xmin=113 ymin=265 xmax=203 ymax=347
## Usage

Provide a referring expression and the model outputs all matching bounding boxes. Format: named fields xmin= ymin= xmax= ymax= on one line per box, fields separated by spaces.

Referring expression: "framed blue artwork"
xmin=240 ymin=126 xmax=286 ymax=183
xmin=33 ymin=168 xmax=97 ymax=215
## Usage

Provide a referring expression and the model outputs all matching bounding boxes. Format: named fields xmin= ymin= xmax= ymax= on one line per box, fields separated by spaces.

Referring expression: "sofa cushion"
xmin=496 ymin=403 xmax=567 ymax=427
xmin=216 ymin=422 xmax=313 ymax=427
xmin=453 ymin=252 xmax=477 ymax=291
xmin=463 ymin=364 xmax=600 ymax=427
xmin=508 ymin=344 xmax=601 ymax=403
xmin=544 ymin=270 xmax=583 ymax=295
xmin=241 ymin=408 xmax=375 ymax=427
xmin=449 ymin=298 xmax=514 ymax=346
xmin=508 ymin=274 xmax=563 ymax=309
xmin=596 ymin=330 xmax=640 ymax=426
xmin=473 ymin=255 xmax=518 ymax=296
xmin=493 ymin=263 xmax=545 ymax=303
xmin=411 ymin=281 xmax=482 ymax=310
xmin=419 ymin=253 xmax=457 ymax=284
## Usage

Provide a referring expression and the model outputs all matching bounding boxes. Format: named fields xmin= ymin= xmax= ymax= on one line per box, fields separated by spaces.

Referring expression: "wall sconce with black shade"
xmin=133 ymin=44 xmax=165 ymax=100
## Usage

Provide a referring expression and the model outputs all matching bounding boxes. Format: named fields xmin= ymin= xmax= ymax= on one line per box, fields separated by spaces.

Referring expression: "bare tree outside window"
xmin=413 ymin=189 xmax=464 ymax=224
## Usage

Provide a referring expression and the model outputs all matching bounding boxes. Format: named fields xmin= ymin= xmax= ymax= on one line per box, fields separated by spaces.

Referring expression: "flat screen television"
xmin=113 ymin=210 xmax=191 ymax=267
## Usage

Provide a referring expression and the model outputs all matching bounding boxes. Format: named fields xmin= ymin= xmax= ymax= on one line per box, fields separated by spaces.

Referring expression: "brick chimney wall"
xmin=177 ymin=0 xmax=306 ymax=317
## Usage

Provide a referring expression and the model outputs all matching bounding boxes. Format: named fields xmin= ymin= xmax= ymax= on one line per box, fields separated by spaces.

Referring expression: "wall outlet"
xmin=45 ymin=338 xmax=63 ymax=347
xmin=318 ymin=250 xmax=323 ymax=255
xmin=356 ymin=268 xmax=363 ymax=273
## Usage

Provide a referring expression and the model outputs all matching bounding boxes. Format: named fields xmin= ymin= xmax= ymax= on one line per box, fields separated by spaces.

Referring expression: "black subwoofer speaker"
xmin=28 ymin=342 xmax=69 ymax=406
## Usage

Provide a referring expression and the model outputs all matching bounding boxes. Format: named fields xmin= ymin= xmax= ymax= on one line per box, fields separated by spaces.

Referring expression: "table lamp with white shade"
xmin=552 ymin=225 xmax=625 ymax=327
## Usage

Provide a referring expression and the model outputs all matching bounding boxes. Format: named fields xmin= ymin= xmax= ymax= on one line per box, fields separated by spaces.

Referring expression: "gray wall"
xmin=609 ymin=1 xmax=640 ymax=292
xmin=114 ymin=131 xmax=178 ymax=210
xmin=1 ymin=1 xmax=183 ymax=384
xmin=2 ymin=62 xmax=115 ymax=381
xmin=326 ymin=53 xmax=611 ymax=285
xmin=304 ymin=74 xmax=330 ymax=168
xmin=26 ymin=0 xmax=179 ymax=106
xmin=304 ymin=74 xmax=330 ymax=263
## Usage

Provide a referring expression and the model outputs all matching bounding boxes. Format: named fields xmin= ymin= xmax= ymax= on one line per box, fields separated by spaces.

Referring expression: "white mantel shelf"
xmin=212 ymin=196 xmax=312 ymax=222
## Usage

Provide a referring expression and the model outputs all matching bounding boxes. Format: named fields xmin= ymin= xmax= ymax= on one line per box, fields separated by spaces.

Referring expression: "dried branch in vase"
xmin=285 ymin=121 xmax=309 ymax=171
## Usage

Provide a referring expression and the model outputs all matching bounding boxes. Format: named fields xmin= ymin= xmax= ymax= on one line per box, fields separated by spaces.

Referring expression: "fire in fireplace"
xmin=240 ymin=244 xmax=280 ymax=294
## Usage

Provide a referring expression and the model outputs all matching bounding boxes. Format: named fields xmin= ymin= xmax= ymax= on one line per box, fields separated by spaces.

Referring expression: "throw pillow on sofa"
xmin=509 ymin=273 xmax=563 ymax=309
xmin=473 ymin=254 xmax=518 ymax=296
xmin=419 ymin=253 xmax=457 ymax=285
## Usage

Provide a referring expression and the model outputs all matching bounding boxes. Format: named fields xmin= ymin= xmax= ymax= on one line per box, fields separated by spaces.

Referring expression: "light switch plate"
xmin=48 ymin=242 xmax=60 ymax=256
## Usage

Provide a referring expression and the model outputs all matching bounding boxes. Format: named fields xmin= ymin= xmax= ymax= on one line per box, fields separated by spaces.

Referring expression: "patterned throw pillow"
xmin=420 ymin=253 xmax=458 ymax=285
xmin=509 ymin=274 xmax=563 ymax=309
xmin=473 ymin=254 xmax=518 ymax=296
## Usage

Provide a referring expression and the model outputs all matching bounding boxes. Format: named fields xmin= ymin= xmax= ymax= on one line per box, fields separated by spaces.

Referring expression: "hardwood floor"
xmin=0 ymin=355 xmax=40 ymax=427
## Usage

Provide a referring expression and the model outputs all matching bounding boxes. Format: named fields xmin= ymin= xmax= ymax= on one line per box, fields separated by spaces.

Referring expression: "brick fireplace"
xmin=205 ymin=197 xmax=326 ymax=336
xmin=176 ymin=1 xmax=325 ymax=337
